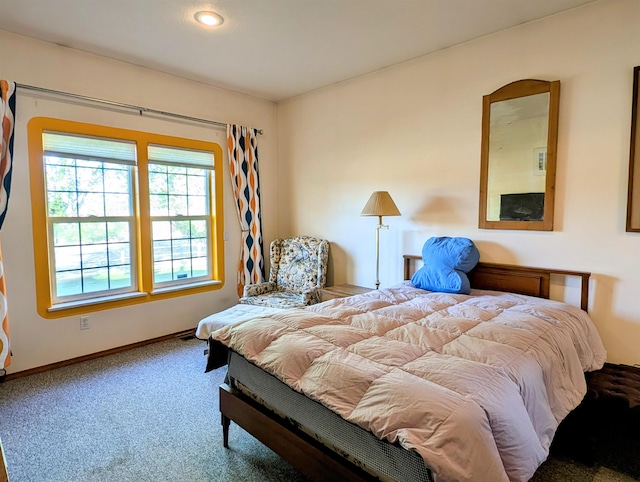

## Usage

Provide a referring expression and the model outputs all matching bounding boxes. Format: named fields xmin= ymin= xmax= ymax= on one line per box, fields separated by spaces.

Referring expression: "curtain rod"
xmin=15 ymin=83 xmax=263 ymax=135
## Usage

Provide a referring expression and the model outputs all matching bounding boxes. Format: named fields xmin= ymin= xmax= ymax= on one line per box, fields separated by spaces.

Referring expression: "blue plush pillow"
xmin=411 ymin=237 xmax=480 ymax=294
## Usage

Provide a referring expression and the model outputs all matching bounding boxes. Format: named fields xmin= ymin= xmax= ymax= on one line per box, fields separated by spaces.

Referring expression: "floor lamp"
xmin=360 ymin=191 xmax=401 ymax=289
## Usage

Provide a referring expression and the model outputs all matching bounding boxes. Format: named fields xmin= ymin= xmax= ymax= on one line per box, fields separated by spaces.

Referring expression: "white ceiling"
xmin=0 ymin=0 xmax=597 ymax=102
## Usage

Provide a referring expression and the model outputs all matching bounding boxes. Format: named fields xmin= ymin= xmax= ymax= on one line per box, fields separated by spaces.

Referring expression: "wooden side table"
xmin=320 ymin=284 xmax=372 ymax=301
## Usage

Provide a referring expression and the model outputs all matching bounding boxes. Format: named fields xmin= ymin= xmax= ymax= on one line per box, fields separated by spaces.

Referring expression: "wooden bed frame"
xmin=403 ymin=255 xmax=591 ymax=311
xmin=212 ymin=258 xmax=592 ymax=482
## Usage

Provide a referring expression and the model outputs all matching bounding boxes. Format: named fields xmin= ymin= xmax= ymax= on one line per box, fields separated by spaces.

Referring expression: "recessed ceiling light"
xmin=194 ymin=11 xmax=224 ymax=27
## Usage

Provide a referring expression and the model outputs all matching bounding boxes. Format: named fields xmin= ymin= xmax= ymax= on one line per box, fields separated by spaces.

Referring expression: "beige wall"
xmin=0 ymin=30 xmax=278 ymax=373
xmin=277 ymin=0 xmax=640 ymax=365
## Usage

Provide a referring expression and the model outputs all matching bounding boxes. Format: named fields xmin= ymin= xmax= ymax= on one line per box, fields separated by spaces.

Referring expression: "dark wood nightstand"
xmin=320 ymin=284 xmax=372 ymax=301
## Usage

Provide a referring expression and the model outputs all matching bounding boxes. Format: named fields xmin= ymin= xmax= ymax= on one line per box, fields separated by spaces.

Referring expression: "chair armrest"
xmin=243 ymin=281 xmax=277 ymax=297
xmin=301 ymin=287 xmax=323 ymax=305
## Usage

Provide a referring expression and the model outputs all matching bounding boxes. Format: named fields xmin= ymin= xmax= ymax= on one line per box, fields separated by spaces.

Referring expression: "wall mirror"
xmin=479 ymin=79 xmax=560 ymax=231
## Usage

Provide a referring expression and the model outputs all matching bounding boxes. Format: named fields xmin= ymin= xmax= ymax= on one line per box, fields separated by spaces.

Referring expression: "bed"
xmin=206 ymin=254 xmax=606 ymax=482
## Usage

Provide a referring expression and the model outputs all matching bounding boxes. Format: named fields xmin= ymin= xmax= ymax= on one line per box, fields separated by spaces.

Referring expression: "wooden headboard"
xmin=403 ymin=255 xmax=591 ymax=311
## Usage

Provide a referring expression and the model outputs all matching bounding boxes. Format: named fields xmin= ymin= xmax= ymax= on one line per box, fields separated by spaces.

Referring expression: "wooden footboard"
xmin=219 ymin=383 xmax=376 ymax=482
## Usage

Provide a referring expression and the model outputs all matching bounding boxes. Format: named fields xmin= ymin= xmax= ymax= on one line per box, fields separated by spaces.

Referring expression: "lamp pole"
xmin=375 ymin=215 xmax=389 ymax=289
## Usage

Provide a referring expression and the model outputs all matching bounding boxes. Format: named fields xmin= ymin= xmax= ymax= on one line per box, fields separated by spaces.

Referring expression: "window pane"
xmin=188 ymin=195 xmax=207 ymax=215
xmin=187 ymin=174 xmax=205 ymax=195
xmin=76 ymin=166 xmax=103 ymax=193
xmin=104 ymin=168 xmax=129 ymax=193
xmin=52 ymin=219 xmax=134 ymax=298
xmin=54 ymin=246 xmax=81 ymax=271
xmin=78 ymin=193 xmax=105 ymax=217
xmin=108 ymin=243 xmax=130 ymax=266
xmin=150 ymin=194 xmax=168 ymax=216
xmin=171 ymin=221 xmax=190 ymax=240
xmin=109 ymin=266 xmax=132 ymax=290
xmin=105 ymin=193 xmax=131 ymax=216
xmin=154 ymin=260 xmax=173 ymax=283
xmin=172 ymin=239 xmax=190 ymax=260
xmin=45 ymin=164 xmax=76 ymax=191
xmin=153 ymin=221 xmax=171 ymax=241
xmin=168 ymin=195 xmax=187 ymax=216
xmin=151 ymin=217 xmax=210 ymax=284
xmin=81 ymin=222 xmax=107 ymax=245
xmin=81 ymin=244 xmax=108 ymax=269
xmin=153 ymin=240 xmax=172 ymax=261
xmin=192 ymin=257 xmax=208 ymax=277
xmin=191 ymin=238 xmax=207 ymax=258
xmin=149 ymin=172 xmax=168 ymax=194
xmin=168 ymin=173 xmax=187 ymax=195
xmin=82 ymin=268 xmax=109 ymax=293
xmin=48 ymin=192 xmax=78 ymax=217
xmin=173 ymin=259 xmax=191 ymax=280
xmin=53 ymin=223 xmax=80 ymax=246
xmin=168 ymin=165 xmax=186 ymax=175
xmin=191 ymin=220 xmax=207 ymax=238
xmin=107 ymin=222 xmax=129 ymax=242
xmin=56 ymin=270 xmax=82 ymax=298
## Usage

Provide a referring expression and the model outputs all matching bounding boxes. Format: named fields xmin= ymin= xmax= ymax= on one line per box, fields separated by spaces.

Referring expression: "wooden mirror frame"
xmin=479 ymin=79 xmax=560 ymax=231
xmin=627 ymin=66 xmax=640 ymax=232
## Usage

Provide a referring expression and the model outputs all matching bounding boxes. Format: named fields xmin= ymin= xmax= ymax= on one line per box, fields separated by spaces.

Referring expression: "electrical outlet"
xmin=80 ymin=316 xmax=90 ymax=330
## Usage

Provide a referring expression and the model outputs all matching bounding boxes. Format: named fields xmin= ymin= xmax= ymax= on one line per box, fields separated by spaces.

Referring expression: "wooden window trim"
xmin=28 ymin=117 xmax=225 ymax=318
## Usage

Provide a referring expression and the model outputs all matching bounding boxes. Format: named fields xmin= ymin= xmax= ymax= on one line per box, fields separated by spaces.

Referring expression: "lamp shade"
xmin=360 ymin=191 xmax=401 ymax=217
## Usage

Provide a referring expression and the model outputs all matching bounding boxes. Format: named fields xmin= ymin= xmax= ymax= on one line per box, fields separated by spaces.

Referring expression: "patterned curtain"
xmin=227 ymin=124 xmax=265 ymax=297
xmin=0 ymin=80 xmax=16 ymax=374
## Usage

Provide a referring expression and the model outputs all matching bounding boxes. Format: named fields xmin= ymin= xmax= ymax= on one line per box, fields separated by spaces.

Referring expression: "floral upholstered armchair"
xmin=239 ymin=236 xmax=329 ymax=309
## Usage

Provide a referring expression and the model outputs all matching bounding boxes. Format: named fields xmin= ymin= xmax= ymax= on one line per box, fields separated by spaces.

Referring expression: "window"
xmin=44 ymin=133 xmax=137 ymax=302
xmin=28 ymin=118 xmax=224 ymax=318
xmin=147 ymin=145 xmax=213 ymax=286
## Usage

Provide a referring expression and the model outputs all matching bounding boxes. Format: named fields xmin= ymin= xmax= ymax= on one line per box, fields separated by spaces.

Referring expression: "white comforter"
xmin=212 ymin=282 xmax=606 ymax=482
